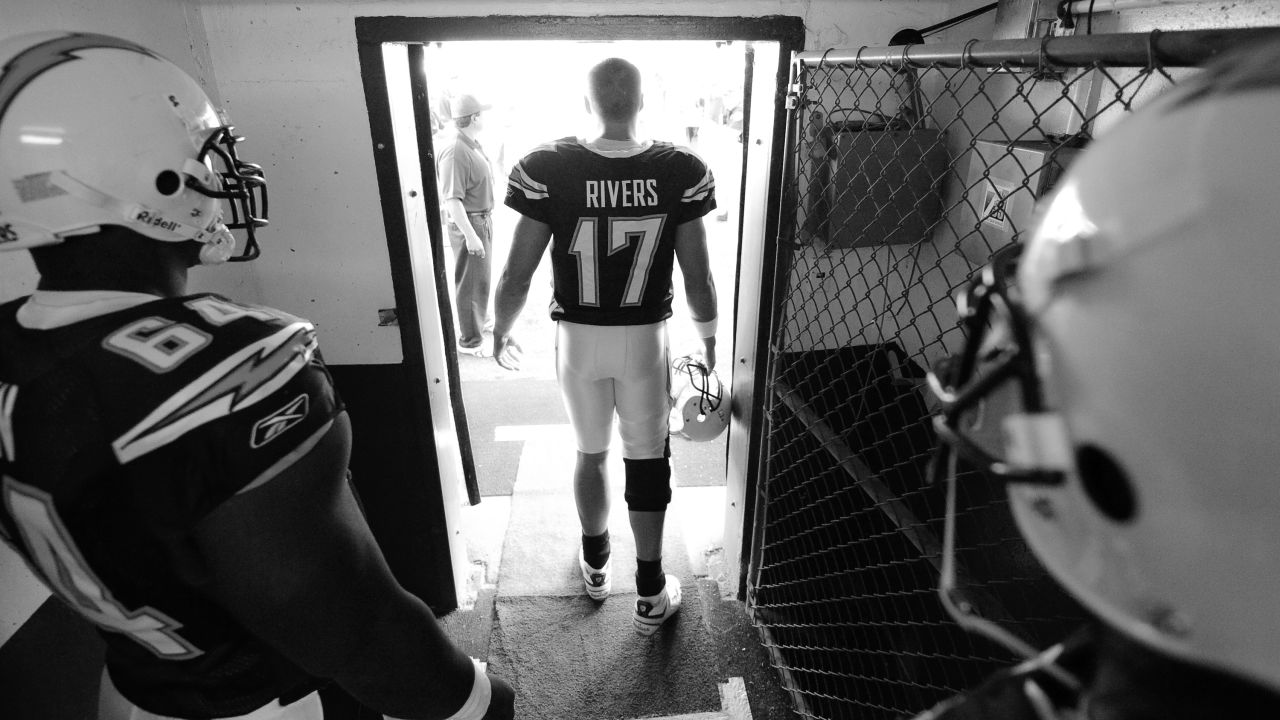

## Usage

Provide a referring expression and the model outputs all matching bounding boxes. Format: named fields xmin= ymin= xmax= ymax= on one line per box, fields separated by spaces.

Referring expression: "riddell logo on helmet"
xmin=133 ymin=211 xmax=180 ymax=233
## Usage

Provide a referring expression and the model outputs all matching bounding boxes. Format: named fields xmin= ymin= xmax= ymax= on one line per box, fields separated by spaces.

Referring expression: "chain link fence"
xmin=746 ymin=27 xmax=1278 ymax=720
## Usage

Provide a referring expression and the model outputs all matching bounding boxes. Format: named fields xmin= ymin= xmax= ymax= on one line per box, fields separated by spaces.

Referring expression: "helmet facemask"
xmin=924 ymin=244 xmax=1086 ymax=696
xmin=927 ymin=245 xmax=1068 ymax=489
xmin=189 ymin=126 xmax=268 ymax=262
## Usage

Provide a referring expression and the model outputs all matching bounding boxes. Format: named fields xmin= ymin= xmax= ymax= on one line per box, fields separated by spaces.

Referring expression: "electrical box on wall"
xmin=958 ymin=139 xmax=1082 ymax=262
xmin=824 ymin=129 xmax=949 ymax=249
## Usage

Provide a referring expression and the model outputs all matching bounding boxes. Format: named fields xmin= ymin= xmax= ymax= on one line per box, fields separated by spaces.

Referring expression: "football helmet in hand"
xmin=669 ymin=355 xmax=728 ymax=442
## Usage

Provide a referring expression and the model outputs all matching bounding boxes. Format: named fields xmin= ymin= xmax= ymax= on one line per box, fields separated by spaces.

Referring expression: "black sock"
xmin=581 ymin=530 xmax=611 ymax=570
xmin=636 ymin=559 xmax=665 ymax=597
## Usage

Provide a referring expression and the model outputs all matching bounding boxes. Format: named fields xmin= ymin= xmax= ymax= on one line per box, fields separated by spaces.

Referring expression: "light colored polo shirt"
xmin=436 ymin=129 xmax=493 ymax=214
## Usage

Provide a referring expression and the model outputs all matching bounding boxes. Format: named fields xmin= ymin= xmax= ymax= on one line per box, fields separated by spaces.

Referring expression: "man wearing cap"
xmin=436 ymin=93 xmax=495 ymax=356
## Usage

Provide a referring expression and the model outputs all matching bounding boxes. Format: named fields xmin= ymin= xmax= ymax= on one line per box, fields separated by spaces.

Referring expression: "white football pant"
xmin=555 ymin=320 xmax=670 ymax=458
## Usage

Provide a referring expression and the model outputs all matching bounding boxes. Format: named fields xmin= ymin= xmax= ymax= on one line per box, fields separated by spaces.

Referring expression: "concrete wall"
xmin=0 ymin=1 xmax=216 ymax=86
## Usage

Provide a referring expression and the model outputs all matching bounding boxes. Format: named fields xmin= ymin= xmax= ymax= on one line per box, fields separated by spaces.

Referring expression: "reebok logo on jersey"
xmin=250 ymin=393 xmax=310 ymax=449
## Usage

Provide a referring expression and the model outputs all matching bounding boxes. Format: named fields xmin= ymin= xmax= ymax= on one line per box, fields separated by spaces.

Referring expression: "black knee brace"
xmin=623 ymin=457 xmax=672 ymax=511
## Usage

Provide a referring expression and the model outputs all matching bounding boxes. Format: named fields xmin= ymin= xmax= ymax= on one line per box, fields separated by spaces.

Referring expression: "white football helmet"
xmin=0 ymin=32 xmax=267 ymax=263
xmin=669 ymin=355 xmax=728 ymax=442
xmin=928 ymin=40 xmax=1280 ymax=695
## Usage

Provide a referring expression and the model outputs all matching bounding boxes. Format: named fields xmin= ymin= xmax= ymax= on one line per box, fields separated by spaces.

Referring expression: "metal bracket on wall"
xmin=993 ymin=0 xmax=1078 ymax=40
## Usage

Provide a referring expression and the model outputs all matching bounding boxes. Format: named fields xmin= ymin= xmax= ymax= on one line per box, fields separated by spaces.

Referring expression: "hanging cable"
xmin=920 ymin=3 xmax=1001 ymax=39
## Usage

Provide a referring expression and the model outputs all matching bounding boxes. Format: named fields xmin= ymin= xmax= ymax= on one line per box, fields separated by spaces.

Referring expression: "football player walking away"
xmin=491 ymin=57 xmax=719 ymax=635
xmin=917 ymin=38 xmax=1280 ymax=720
xmin=0 ymin=33 xmax=513 ymax=720
xmin=436 ymin=93 xmax=496 ymax=357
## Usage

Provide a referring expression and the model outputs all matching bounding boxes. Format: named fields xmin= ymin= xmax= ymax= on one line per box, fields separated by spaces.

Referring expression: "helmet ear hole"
xmin=155 ymin=170 xmax=183 ymax=197
xmin=1075 ymin=444 xmax=1138 ymax=523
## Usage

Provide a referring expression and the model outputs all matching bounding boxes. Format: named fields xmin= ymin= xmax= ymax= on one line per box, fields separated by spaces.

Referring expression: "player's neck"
xmin=38 ymin=269 xmax=188 ymax=298
xmin=31 ymin=231 xmax=192 ymax=298
xmin=597 ymin=119 xmax=637 ymax=142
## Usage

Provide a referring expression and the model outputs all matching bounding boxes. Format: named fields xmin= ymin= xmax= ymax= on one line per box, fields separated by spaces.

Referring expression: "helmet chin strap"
xmin=197 ymin=230 xmax=235 ymax=264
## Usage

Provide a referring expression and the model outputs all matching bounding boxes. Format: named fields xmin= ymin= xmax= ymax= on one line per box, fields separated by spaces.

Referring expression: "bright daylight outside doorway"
xmin=424 ymin=39 xmax=745 ymax=499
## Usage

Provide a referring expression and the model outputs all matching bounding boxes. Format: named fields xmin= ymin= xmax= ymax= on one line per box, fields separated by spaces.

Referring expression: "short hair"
xmin=587 ymin=58 xmax=641 ymax=123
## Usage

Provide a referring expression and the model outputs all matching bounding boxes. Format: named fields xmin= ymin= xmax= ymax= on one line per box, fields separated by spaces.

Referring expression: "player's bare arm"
xmin=191 ymin=413 xmax=512 ymax=719
xmin=674 ymin=217 xmax=718 ymax=370
xmin=491 ymin=214 xmax=552 ymax=369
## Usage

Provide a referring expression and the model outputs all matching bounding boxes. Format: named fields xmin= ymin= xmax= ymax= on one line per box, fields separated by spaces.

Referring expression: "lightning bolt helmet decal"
xmin=0 ymin=33 xmax=156 ymax=128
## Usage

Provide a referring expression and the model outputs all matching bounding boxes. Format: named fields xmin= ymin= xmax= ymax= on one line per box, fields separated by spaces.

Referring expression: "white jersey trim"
xmin=579 ymin=136 xmax=653 ymax=158
xmin=508 ymin=163 xmax=548 ymax=201
xmin=682 ymin=169 xmax=715 ymax=204
xmin=16 ymin=290 xmax=162 ymax=329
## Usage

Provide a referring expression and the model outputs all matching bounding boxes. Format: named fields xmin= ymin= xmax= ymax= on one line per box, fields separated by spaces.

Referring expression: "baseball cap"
xmin=449 ymin=94 xmax=491 ymax=119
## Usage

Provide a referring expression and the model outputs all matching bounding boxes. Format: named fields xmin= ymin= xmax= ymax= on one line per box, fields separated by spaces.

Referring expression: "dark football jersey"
xmin=505 ymin=137 xmax=716 ymax=325
xmin=0 ymin=291 xmax=343 ymax=717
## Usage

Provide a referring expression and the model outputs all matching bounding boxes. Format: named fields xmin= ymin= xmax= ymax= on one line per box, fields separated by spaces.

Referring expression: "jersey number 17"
xmin=569 ymin=214 xmax=666 ymax=307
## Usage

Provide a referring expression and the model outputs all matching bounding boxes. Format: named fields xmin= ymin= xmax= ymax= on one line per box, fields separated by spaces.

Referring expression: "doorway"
xmin=424 ymin=38 xmax=743 ymax=493
xmin=424 ymin=39 xmax=750 ymax=606
xmin=356 ymin=14 xmax=804 ymax=608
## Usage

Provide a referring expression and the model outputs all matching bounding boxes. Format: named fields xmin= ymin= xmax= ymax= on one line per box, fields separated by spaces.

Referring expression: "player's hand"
xmin=465 ymin=235 xmax=485 ymax=259
xmin=493 ymin=334 xmax=522 ymax=371
xmin=482 ymin=674 xmax=515 ymax=720
xmin=701 ymin=336 xmax=717 ymax=371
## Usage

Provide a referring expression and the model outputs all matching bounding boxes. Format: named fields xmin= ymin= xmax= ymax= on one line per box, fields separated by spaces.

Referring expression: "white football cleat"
xmin=578 ymin=548 xmax=612 ymax=601
xmin=634 ymin=575 xmax=682 ymax=635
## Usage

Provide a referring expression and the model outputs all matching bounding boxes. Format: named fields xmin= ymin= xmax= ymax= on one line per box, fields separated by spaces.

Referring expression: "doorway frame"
xmin=354 ymin=14 xmax=804 ymax=606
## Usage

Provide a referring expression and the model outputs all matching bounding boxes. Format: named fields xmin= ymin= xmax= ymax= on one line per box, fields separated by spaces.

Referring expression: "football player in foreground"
xmin=492 ymin=57 xmax=719 ymax=634
xmin=917 ymin=38 xmax=1280 ymax=719
xmin=0 ymin=32 xmax=513 ymax=720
